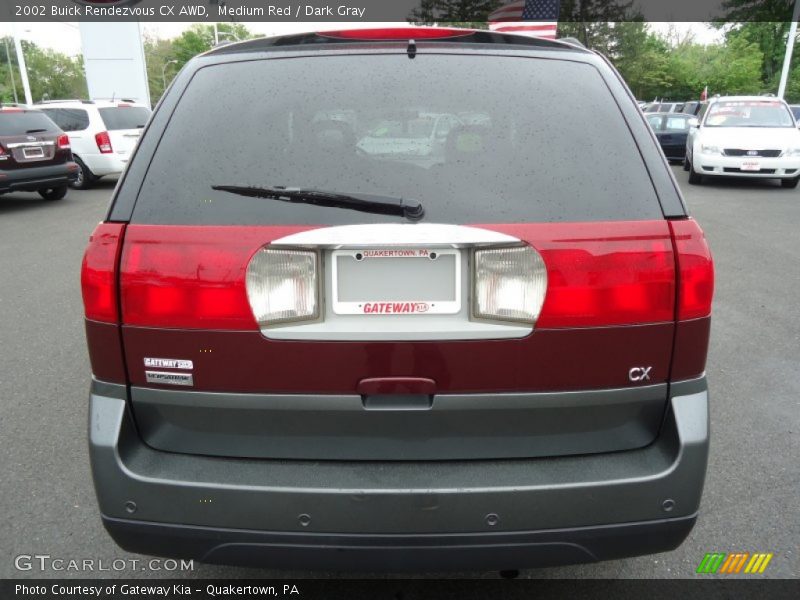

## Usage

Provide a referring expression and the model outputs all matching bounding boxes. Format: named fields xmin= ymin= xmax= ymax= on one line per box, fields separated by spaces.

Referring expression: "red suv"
xmin=82 ymin=28 xmax=714 ymax=571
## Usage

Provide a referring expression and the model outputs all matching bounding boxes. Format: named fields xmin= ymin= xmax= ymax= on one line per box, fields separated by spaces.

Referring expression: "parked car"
xmin=356 ymin=112 xmax=463 ymax=160
xmin=38 ymin=99 xmax=151 ymax=189
xmin=644 ymin=101 xmax=684 ymax=113
xmin=0 ymin=106 xmax=77 ymax=200
xmin=81 ymin=27 xmax=714 ymax=572
xmin=646 ymin=112 xmax=693 ymax=161
xmin=685 ymin=95 xmax=800 ymax=187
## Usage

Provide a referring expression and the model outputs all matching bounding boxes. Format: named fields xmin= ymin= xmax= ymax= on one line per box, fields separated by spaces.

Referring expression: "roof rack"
xmin=36 ymin=99 xmax=95 ymax=104
xmin=205 ymin=28 xmax=588 ymax=56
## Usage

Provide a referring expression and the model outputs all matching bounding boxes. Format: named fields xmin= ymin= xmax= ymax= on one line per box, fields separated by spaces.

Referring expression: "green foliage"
xmin=0 ymin=37 xmax=87 ymax=104
xmin=409 ymin=0 xmax=501 ymax=23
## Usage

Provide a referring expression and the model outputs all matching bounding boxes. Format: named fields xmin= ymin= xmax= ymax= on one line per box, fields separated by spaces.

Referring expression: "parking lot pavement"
xmin=1 ymin=168 xmax=798 ymax=579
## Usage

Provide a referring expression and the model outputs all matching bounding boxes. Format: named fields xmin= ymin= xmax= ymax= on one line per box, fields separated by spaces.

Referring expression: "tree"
xmin=409 ymin=0 xmax=501 ymax=25
xmin=172 ymin=24 xmax=253 ymax=66
xmin=0 ymin=37 xmax=87 ymax=104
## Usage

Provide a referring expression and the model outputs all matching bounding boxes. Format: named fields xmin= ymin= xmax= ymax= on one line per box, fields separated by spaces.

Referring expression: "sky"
xmin=1 ymin=21 xmax=723 ymax=56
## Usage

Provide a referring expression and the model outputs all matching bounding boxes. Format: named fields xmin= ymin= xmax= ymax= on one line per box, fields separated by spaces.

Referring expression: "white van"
xmin=38 ymin=99 xmax=151 ymax=189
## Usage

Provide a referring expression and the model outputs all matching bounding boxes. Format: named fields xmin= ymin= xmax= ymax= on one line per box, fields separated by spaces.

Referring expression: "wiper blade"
xmin=25 ymin=128 xmax=47 ymax=134
xmin=211 ymin=185 xmax=425 ymax=221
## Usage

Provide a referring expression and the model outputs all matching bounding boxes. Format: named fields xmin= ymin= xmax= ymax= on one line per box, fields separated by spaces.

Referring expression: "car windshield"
xmin=133 ymin=54 xmax=661 ymax=225
xmin=704 ymin=101 xmax=794 ymax=128
xmin=0 ymin=111 xmax=59 ymax=135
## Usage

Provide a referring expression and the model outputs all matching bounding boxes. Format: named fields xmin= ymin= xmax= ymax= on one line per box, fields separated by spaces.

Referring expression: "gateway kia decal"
xmin=362 ymin=302 xmax=431 ymax=314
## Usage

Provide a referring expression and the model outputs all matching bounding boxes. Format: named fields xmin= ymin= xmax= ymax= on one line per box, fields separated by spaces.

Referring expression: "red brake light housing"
xmin=319 ymin=27 xmax=474 ymax=40
xmin=669 ymin=219 xmax=714 ymax=320
xmin=57 ymin=134 xmax=71 ymax=150
xmin=81 ymin=222 xmax=125 ymax=323
xmin=95 ymin=131 xmax=113 ymax=154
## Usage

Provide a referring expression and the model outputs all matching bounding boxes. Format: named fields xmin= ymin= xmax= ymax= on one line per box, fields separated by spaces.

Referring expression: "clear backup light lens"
xmin=473 ymin=246 xmax=547 ymax=324
xmin=246 ymin=248 xmax=319 ymax=326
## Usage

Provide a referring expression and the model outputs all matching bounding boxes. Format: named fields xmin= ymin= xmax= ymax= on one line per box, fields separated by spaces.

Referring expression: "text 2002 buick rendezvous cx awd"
xmin=81 ymin=28 xmax=714 ymax=571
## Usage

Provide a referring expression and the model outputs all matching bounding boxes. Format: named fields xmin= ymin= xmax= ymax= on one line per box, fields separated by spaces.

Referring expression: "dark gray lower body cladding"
xmin=89 ymin=377 xmax=709 ymax=570
xmin=129 ymin=383 xmax=670 ymax=460
xmin=102 ymin=513 xmax=697 ymax=571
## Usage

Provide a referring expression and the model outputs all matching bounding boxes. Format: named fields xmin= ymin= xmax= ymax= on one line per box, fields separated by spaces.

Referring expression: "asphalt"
xmin=0 ymin=168 xmax=798 ymax=580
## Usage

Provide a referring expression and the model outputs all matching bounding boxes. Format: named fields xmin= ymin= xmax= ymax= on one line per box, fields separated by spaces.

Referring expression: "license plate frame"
xmin=741 ymin=161 xmax=761 ymax=171
xmin=331 ymin=248 xmax=461 ymax=315
xmin=23 ymin=146 xmax=45 ymax=159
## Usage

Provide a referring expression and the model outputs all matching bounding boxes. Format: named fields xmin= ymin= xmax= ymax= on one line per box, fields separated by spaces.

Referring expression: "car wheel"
xmin=688 ymin=162 xmax=702 ymax=185
xmin=70 ymin=157 xmax=96 ymax=190
xmin=38 ymin=185 xmax=68 ymax=201
xmin=781 ymin=176 xmax=800 ymax=189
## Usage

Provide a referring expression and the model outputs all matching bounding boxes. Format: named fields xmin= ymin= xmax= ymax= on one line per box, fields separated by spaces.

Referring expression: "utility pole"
xmin=3 ymin=37 xmax=19 ymax=104
xmin=778 ymin=0 xmax=800 ymax=98
xmin=11 ymin=24 xmax=32 ymax=105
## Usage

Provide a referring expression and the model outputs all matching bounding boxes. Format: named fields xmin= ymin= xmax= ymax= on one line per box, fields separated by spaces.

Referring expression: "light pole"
xmin=3 ymin=37 xmax=19 ymax=104
xmin=778 ymin=0 xmax=800 ymax=98
xmin=161 ymin=59 xmax=178 ymax=91
xmin=11 ymin=23 xmax=32 ymax=105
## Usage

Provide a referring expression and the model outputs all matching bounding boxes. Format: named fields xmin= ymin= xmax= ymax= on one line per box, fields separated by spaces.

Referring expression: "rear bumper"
xmin=0 ymin=162 xmax=78 ymax=192
xmin=79 ymin=153 xmax=128 ymax=177
xmin=89 ymin=377 xmax=709 ymax=570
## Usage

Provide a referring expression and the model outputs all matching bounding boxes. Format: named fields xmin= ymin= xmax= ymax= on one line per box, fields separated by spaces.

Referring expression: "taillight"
xmin=473 ymin=246 xmax=547 ymax=323
xmin=81 ymin=222 xmax=125 ymax=323
xmin=0 ymin=144 xmax=5 ymax=156
xmin=320 ymin=27 xmax=474 ymax=40
xmin=57 ymin=134 xmax=70 ymax=150
xmin=670 ymin=219 xmax=714 ymax=320
xmin=480 ymin=221 xmax=677 ymax=328
xmin=95 ymin=131 xmax=113 ymax=154
xmin=246 ymin=248 xmax=319 ymax=326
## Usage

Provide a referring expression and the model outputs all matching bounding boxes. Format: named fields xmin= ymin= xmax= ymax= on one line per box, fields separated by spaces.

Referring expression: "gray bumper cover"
xmin=89 ymin=378 xmax=709 ymax=570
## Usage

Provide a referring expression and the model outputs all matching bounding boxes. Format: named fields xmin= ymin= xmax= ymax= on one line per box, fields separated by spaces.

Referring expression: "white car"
xmin=37 ymin=99 xmax=151 ymax=189
xmin=685 ymin=96 xmax=800 ymax=188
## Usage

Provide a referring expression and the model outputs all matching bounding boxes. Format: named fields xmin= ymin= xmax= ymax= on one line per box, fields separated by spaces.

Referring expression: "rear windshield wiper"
xmin=211 ymin=185 xmax=425 ymax=221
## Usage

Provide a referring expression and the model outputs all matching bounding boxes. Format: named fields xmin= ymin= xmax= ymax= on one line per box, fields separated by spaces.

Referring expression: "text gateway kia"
xmin=81 ymin=29 xmax=714 ymax=571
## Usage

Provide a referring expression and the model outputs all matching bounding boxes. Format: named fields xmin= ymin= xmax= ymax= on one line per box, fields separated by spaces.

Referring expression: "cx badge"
xmin=628 ymin=366 xmax=652 ymax=382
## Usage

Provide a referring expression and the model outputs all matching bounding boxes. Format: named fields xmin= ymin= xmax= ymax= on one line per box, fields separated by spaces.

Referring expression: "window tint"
xmin=0 ymin=111 xmax=60 ymax=135
xmin=41 ymin=108 xmax=90 ymax=132
xmin=98 ymin=106 xmax=151 ymax=131
xmin=133 ymin=54 xmax=661 ymax=225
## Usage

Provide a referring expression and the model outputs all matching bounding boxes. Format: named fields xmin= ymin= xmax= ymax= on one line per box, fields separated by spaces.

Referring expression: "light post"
xmin=3 ymin=37 xmax=19 ymax=104
xmin=11 ymin=23 xmax=32 ymax=105
xmin=161 ymin=59 xmax=178 ymax=91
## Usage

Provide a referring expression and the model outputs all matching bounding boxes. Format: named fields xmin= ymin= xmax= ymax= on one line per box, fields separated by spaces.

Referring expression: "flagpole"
xmin=778 ymin=0 xmax=800 ymax=98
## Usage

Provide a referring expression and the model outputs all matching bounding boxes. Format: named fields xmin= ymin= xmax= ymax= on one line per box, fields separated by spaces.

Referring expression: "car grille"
xmin=723 ymin=149 xmax=782 ymax=158
xmin=723 ymin=167 xmax=777 ymax=174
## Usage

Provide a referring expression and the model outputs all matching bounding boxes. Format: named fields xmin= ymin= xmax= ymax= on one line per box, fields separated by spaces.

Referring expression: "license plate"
xmin=23 ymin=147 xmax=44 ymax=159
xmin=331 ymin=248 xmax=461 ymax=315
xmin=741 ymin=161 xmax=761 ymax=171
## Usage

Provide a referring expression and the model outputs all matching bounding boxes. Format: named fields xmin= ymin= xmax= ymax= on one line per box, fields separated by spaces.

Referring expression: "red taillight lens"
xmin=95 ymin=131 xmax=113 ymax=154
xmin=320 ymin=27 xmax=474 ymax=40
xmin=0 ymin=144 xmax=5 ymax=156
xmin=57 ymin=134 xmax=70 ymax=150
xmin=81 ymin=222 xmax=125 ymax=323
xmin=120 ymin=226 xmax=308 ymax=330
xmin=670 ymin=219 xmax=714 ymax=320
xmin=481 ymin=221 xmax=677 ymax=328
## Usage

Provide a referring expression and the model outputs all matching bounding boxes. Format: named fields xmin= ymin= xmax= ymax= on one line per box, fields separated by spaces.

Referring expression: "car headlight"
xmin=784 ymin=147 xmax=800 ymax=157
xmin=700 ymin=143 xmax=721 ymax=155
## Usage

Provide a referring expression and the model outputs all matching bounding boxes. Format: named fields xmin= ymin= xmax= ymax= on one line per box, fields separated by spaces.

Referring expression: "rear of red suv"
xmin=82 ymin=29 xmax=713 ymax=571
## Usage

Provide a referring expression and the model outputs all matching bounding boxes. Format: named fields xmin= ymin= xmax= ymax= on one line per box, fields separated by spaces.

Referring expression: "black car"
xmin=0 ymin=107 xmax=78 ymax=200
xmin=646 ymin=112 xmax=693 ymax=162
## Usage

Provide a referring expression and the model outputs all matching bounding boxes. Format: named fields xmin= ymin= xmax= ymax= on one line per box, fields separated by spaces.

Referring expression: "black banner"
xmin=0 ymin=0 xmax=796 ymax=23
xmin=3 ymin=579 xmax=800 ymax=600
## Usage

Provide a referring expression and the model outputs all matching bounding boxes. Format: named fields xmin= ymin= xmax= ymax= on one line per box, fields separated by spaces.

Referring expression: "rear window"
xmin=0 ymin=111 xmax=59 ymax=135
xmin=99 ymin=106 xmax=150 ymax=131
xmin=133 ymin=54 xmax=661 ymax=225
xmin=40 ymin=108 xmax=90 ymax=132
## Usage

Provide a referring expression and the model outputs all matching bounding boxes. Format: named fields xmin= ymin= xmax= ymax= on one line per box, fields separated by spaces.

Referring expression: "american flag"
xmin=488 ymin=0 xmax=560 ymax=39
